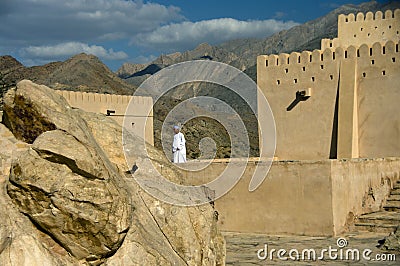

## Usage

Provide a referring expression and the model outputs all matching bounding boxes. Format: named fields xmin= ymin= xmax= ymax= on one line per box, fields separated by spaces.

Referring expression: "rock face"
xmin=0 ymin=123 xmax=77 ymax=266
xmin=4 ymin=80 xmax=132 ymax=264
xmin=0 ymin=80 xmax=225 ymax=265
xmin=78 ymin=110 xmax=226 ymax=265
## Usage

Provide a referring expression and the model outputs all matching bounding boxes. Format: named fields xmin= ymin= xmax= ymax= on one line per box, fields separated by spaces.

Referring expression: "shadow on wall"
xmin=286 ymin=90 xmax=311 ymax=111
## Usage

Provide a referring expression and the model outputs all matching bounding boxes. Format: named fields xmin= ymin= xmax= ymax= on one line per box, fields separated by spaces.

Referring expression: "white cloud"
xmin=21 ymin=42 xmax=128 ymax=61
xmin=0 ymin=0 xmax=183 ymax=54
xmin=0 ymin=0 xmax=300 ymax=68
xmin=132 ymin=18 xmax=299 ymax=50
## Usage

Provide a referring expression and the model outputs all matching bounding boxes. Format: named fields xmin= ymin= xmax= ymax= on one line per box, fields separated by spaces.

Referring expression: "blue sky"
xmin=0 ymin=0 xmax=385 ymax=71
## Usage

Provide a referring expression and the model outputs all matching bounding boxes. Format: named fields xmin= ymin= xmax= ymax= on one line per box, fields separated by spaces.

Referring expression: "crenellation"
xmin=111 ymin=94 xmax=118 ymax=104
xmin=335 ymin=46 xmax=344 ymax=59
xmin=259 ymin=40 xmax=398 ymax=85
xmin=347 ymin=13 xmax=355 ymax=22
xmin=325 ymin=9 xmax=400 ymax=50
xmin=375 ymin=11 xmax=383 ymax=20
xmin=265 ymin=54 xmax=279 ymax=67
xmin=289 ymin=52 xmax=300 ymax=64
xmin=300 ymin=51 xmax=312 ymax=64
xmin=94 ymin=93 xmax=101 ymax=103
xmin=396 ymin=9 xmax=400 ymax=19
xmin=341 ymin=9 xmax=399 ymax=22
xmin=385 ymin=9 xmax=393 ymax=19
xmin=356 ymin=12 xmax=364 ymax=21
xmin=312 ymin=49 xmax=322 ymax=62
xmin=372 ymin=42 xmax=382 ymax=55
xmin=359 ymin=44 xmax=369 ymax=57
xmin=278 ymin=53 xmax=289 ymax=65
xmin=100 ymin=93 xmax=106 ymax=103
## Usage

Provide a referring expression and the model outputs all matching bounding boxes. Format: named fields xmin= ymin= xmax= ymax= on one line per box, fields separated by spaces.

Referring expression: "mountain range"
xmin=117 ymin=1 xmax=399 ymax=84
xmin=1 ymin=1 xmax=398 ymax=159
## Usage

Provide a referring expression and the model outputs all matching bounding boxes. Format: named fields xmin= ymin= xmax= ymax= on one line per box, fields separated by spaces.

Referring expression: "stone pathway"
xmin=223 ymin=231 xmax=399 ymax=265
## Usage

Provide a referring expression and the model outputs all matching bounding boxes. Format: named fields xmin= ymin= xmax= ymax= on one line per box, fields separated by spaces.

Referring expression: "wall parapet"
xmin=338 ymin=9 xmax=399 ymax=23
xmin=55 ymin=90 xmax=153 ymax=106
xmin=259 ymin=40 xmax=399 ymax=68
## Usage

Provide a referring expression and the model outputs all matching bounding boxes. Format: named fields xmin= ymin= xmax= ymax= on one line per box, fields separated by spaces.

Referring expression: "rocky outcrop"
xmin=3 ymin=80 xmax=132 ymax=264
xmin=381 ymin=225 xmax=400 ymax=251
xmin=0 ymin=80 xmax=225 ymax=265
xmin=0 ymin=123 xmax=77 ymax=266
xmin=78 ymin=110 xmax=225 ymax=265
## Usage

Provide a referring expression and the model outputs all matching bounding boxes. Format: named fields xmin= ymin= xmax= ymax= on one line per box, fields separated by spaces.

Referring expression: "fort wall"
xmin=258 ymin=39 xmax=400 ymax=160
xmin=356 ymin=41 xmax=400 ymax=158
xmin=55 ymin=90 xmax=154 ymax=145
xmin=258 ymin=49 xmax=341 ymax=160
xmin=321 ymin=9 xmax=400 ymax=49
xmin=181 ymin=157 xmax=400 ymax=236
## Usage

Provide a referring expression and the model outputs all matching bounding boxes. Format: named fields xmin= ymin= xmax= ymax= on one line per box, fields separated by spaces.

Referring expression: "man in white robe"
xmin=172 ymin=125 xmax=186 ymax=163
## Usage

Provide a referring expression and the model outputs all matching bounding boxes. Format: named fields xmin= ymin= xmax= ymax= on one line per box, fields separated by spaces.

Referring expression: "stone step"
xmin=391 ymin=188 xmax=400 ymax=195
xmin=353 ymin=222 xmax=398 ymax=233
xmin=354 ymin=211 xmax=400 ymax=233
xmin=383 ymin=201 xmax=400 ymax=211
xmin=394 ymin=183 xmax=400 ymax=189
xmin=357 ymin=211 xmax=400 ymax=225
xmin=387 ymin=194 xmax=400 ymax=201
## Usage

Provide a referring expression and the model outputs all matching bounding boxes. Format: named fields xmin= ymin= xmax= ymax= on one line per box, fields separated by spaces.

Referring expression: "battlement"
xmin=322 ymin=9 xmax=400 ymax=50
xmin=261 ymin=49 xmax=337 ymax=68
xmin=260 ymin=40 xmax=399 ymax=68
xmin=338 ymin=9 xmax=400 ymax=23
xmin=55 ymin=90 xmax=153 ymax=106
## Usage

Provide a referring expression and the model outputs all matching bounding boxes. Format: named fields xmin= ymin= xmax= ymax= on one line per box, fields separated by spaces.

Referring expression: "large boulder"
xmin=3 ymin=80 xmax=132 ymax=264
xmin=1 ymin=80 xmax=225 ymax=265
xmin=0 ymin=123 xmax=76 ymax=266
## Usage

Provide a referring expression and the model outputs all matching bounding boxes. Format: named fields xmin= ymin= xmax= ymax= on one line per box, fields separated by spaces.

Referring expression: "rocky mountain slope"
xmin=0 ymin=53 xmax=135 ymax=96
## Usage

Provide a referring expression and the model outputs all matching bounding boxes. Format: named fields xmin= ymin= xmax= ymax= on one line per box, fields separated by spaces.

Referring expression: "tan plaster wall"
xmin=257 ymin=49 xmax=340 ymax=160
xmin=182 ymin=157 xmax=400 ymax=236
xmin=258 ymin=40 xmax=399 ymax=161
xmin=356 ymin=41 xmax=400 ymax=158
xmin=321 ymin=9 xmax=400 ymax=50
xmin=185 ymin=159 xmax=335 ymax=236
xmin=55 ymin=90 xmax=154 ymax=145
xmin=331 ymin=157 xmax=400 ymax=235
